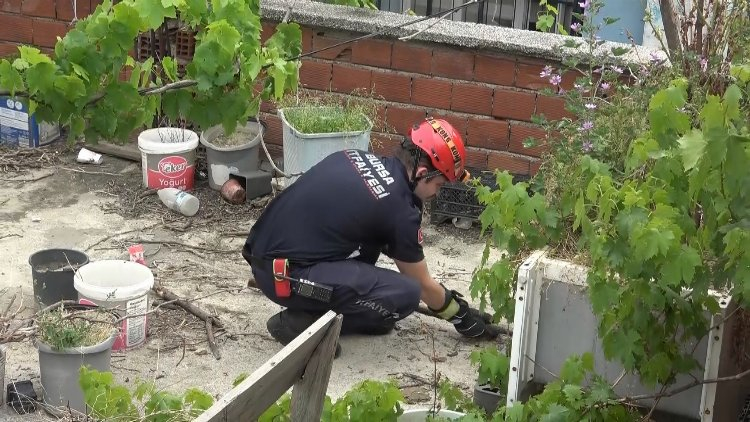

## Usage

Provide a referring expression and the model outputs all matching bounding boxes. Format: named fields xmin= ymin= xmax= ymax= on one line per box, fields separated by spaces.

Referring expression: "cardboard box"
xmin=0 ymin=97 xmax=60 ymax=148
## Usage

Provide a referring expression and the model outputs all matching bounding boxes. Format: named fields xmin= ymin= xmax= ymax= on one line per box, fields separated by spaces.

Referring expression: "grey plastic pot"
xmin=199 ymin=120 xmax=264 ymax=190
xmin=473 ymin=383 xmax=503 ymax=415
xmin=36 ymin=314 xmax=118 ymax=415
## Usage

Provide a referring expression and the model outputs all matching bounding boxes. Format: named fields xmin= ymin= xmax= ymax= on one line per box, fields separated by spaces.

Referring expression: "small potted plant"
xmin=469 ymin=346 xmax=509 ymax=415
xmin=199 ymin=117 xmax=266 ymax=191
xmin=276 ymin=90 xmax=376 ymax=185
xmin=34 ymin=301 xmax=118 ymax=416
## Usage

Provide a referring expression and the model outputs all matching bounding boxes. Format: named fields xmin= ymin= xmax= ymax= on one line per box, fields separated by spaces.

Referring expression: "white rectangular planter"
xmin=507 ymin=249 xmax=749 ymax=421
xmin=278 ymin=107 xmax=372 ymax=186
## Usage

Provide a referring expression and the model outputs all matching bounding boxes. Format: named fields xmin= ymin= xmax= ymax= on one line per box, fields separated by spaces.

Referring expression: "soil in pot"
xmin=210 ymin=130 xmax=254 ymax=148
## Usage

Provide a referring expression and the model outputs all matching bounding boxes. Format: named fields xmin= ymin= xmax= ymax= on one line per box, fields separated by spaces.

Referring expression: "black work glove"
xmin=429 ymin=285 xmax=488 ymax=338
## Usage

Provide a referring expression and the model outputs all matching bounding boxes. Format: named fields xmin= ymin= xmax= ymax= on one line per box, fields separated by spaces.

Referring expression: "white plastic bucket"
xmin=73 ymin=260 xmax=155 ymax=351
xmin=138 ymin=127 xmax=199 ymax=190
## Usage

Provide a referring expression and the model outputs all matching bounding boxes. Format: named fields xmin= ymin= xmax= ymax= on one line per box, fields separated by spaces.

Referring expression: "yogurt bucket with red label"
xmin=138 ymin=127 xmax=199 ymax=190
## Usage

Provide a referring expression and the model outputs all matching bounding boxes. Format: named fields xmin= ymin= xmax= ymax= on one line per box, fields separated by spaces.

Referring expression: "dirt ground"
xmin=0 ymin=142 xmax=508 ymax=421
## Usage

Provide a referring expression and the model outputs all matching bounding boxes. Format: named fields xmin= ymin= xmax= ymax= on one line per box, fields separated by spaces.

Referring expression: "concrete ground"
xmin=0 ymin=143 xmax=508 ymax=421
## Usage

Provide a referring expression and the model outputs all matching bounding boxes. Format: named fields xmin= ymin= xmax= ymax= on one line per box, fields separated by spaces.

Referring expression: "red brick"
xmin=465 ymin=147 xmax=488 ymax=169
xmin=536 ymin=94 xmax=574 ymax=121
xmin=0 ymin=42 xmax=18 ymax=57
xmin=260 ymin=100 xmax=276 ymax=114
xmin=301 ymin=26 xmax=313 ymax=54
xmin=432 ymin=48 xmax=474 ymax=80
xmin=412 ymin=77 xmax=451 ymax=110
xmin=509 ymin=123 xmax=548 ymax=157
xmin=260 ymin=112 xmax=283 ymax=146
xmin=488 ymin=151 xmax=530 ymax=175
xmin=560 ymin=70 xmax=577 ymax=91
xmin=312 ymin=32 xmax=352 ymax=61
xmin=466 ymin=118 xmax=509 ymax=150
xmin=299 ymin=59 xmax=331 ymax=91
xmin=372 ymin=105 xmax=388 ymax=133
xmin=1 ymin=0 xmax=22 ymax=13
xmin=392 ymin=42 xmax=431 ymax=74
xmin=451 ymin=83 xmax=493 ymax=115
xmin=352 ymin=38 xmax=392 ymax=68
xmin=385 ymin=105 xmax=425 ymax=136
xmin=331 ymin=64 xmax=371 ymax=94
xmin=530 ymin=160 xmax=541 ymax=175
xmin=370 ymin=132 xmax=401 ymax=156
xmin=474 ymin=54 xmax=515 ymax=86
xmin=492 ymin=89 xmax=536 ymax=121
xmin=260 ymin=21 xmax=276 ymax=44
xmin=56 ymin=0 xmax=93 ymax=21
xmin=371 ymin=70 xmax=411 ymax=104
xmin=21 ymin=0 xmax=55 ymax=18
xmin=32 ymin=19 xmax=68 ymax=48
xmin=0 ymin=14 xmax=32 ymax=43
xmin=517 ymin=61 xmax=555 ymax=90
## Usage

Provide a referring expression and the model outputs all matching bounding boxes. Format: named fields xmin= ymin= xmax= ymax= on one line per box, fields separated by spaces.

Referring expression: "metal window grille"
xmin=376 ymin=0 xmax=583 ymax=33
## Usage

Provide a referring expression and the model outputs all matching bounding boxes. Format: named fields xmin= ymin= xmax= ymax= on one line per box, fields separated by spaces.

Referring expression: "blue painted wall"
xmin=593 ymin=0 xmax=647 ymax=44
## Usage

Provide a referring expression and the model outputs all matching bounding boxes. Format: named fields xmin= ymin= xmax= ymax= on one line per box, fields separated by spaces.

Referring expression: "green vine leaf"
xmin=677 ymin=129 xmax=706 ymax=171
xmin=133 ymin=0 xmax=177 ymax=30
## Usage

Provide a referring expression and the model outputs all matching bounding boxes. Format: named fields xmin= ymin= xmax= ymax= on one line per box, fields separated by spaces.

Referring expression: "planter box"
xmin=507 ymin=249 xmax=750 ymax=421
xmin=278 ymin=107 xmax=372 ymax=186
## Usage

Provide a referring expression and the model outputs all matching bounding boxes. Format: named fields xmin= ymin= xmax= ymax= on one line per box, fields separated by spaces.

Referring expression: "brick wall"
xmin=0 ymin=0 xmax=99 ymax=56
xmin=259 ymin=24 xmax=576 ymax=177
xmin=0 ymin=2 xmax=576 ymax=177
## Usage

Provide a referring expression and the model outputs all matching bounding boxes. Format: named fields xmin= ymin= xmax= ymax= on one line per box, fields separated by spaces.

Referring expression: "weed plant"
xmin=37 ymin=305 xmax=116 ymax=350
xmin=277 ymin=89 xmax=378 ymax=134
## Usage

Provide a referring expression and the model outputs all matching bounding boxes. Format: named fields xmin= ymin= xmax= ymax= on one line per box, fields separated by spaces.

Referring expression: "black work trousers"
xmin=250 ymin=253 xmax=422 ymax=335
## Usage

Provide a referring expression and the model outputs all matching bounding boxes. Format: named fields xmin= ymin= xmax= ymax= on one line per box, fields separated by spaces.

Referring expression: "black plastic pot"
xmin=28 ymin=249 xmax=89 ymax=309
xmin=473 ymin=383 xmax=503 ymax=415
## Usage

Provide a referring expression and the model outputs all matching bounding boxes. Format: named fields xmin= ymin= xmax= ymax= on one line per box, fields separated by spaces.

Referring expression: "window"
xmin=377 ymin=0 xmax=583 ymax=33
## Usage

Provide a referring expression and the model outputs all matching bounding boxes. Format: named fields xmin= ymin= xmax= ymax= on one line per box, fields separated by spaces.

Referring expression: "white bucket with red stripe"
xmin=138 ymin=127 xmax=199 ymax=191
xmin=73 ymin=260 xmax=155 ymax=351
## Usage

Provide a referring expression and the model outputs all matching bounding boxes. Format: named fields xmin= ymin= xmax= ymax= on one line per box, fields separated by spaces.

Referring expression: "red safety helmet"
xmin=408 ymin=117 xmax=470 ymax=183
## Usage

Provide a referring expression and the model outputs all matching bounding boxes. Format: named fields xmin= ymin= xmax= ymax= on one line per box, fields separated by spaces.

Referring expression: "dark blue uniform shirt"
xmin=244 ymin=149 xmax=425 ymax=264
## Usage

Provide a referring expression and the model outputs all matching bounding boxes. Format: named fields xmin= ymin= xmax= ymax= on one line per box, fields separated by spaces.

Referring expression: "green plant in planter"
xmin=0 ymin=0 xmax=301 ymax=144
xmin=276 ymin=89 xmax=378 ymax=135
xmin=37 ymin=305 xmax=116 ymax=350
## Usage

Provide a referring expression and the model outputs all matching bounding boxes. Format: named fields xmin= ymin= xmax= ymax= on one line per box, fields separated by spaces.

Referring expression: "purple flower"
xmin=549 ymin=74 xmax=562 ymax=86
xmin=579 ymin=120 xmax=594 ymax=131
xmin=700 ymin=57 xmax=708 ymax=72
xmin=600 ymin=82 xmax=611 ymax=91
xmin=585 ymin=102 xmax=597 ymax=110
xmin=558 ymin=87 xmax=567 ymax=95
xmin=582 ymin=141 xmax=593 ymax=152
xmin=611 ymin=65 xmax=623 ymax=74
xmin=578 ymin=0 xmax=590 ymax=8
xmin=571 ymin=22 xmax=582 ymax=32
xmin=539 ymin=65 xmax=553 ymax=78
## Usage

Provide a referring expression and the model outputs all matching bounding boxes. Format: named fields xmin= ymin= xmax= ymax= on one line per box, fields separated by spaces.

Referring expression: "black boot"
xmin=266 ymin=309 xmax=342 ymax=358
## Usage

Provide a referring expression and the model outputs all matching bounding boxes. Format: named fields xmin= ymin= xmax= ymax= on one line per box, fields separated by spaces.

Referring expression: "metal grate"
xmin=430 ymin=169 xmax=531 ymax=224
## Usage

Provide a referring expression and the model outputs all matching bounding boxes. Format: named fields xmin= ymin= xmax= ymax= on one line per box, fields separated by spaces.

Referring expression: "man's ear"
xmin=414 ymin=166 xmax=429 ymax=179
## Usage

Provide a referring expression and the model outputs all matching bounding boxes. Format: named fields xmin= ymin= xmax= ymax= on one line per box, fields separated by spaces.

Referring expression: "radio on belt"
xmin=294 ymin=277 xmax=333 ymax=303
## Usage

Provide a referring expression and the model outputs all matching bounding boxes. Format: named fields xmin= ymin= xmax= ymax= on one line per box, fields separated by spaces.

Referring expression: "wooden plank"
xmin=85 ymin=141 xmax=142 ymax=162
xmin=291 ymin=314 xmax=342 ymax=421
xmin=194 ymin=311 xmax=339 ymax=422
